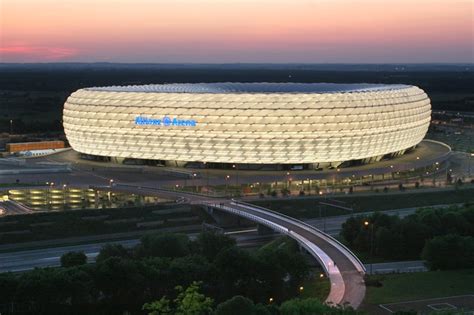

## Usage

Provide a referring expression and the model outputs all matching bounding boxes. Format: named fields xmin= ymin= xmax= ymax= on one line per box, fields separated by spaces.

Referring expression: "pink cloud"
xmin=0 ymin=45 xmax=79 ymax=62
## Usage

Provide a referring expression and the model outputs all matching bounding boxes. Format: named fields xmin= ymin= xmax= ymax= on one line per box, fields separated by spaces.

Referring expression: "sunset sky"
xmin=0 ymin=0 xmax=472 ymax=63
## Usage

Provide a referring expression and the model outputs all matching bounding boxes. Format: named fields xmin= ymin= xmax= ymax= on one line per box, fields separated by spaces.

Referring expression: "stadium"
xmin=63 ymin=83 xmax=431 ymax=170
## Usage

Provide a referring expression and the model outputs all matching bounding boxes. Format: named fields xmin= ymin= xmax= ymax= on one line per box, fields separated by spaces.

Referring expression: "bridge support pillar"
xmin=202 ymin=205 xmax=253 ymax=228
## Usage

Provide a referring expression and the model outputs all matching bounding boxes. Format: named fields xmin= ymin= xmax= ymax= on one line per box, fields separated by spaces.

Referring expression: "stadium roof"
xmin=86 ymin=82 xmax=410 ymax=94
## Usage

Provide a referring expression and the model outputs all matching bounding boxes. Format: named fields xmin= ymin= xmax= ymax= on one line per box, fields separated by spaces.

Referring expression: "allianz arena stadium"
xmin=63 ymin=83 xmax=431 ymax=169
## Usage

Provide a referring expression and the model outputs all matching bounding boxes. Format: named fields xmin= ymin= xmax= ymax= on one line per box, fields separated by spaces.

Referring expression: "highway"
xmin=0 ymin=231 xmax=273 ymax=273
xmin=0 ymin=200 xmax=34 ymax=215
xmin=0 ymin=206 xmax=436 ymax=273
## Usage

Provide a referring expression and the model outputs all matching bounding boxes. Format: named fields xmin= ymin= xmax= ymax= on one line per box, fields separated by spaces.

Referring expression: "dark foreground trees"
xmin=0 ymin=232 xmax=314 ymax=315
xmin=143 ymin=283 xmax=359 ymax=315
xmin=60 ymin=251 xmax=87 ymax=267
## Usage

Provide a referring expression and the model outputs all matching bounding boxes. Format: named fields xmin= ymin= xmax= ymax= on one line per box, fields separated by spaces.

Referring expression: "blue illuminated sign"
xmin=135 ymin=116 xmax=197 ymax=127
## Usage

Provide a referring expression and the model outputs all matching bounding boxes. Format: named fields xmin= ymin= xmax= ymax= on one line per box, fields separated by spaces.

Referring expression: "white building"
xmin=63 ymin=83 xmax=431 ymax=169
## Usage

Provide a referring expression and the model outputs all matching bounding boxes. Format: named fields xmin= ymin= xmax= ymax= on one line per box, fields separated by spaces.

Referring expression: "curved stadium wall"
xmin=63 ymin=83 xmax=431 ymax=166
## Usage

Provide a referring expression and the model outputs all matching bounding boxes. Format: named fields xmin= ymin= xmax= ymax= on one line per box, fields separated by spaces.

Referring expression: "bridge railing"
xmin=232 ymin=200 xmax=366 ymax=274
xmin=207 ymin=203 xmax=330 ymax=275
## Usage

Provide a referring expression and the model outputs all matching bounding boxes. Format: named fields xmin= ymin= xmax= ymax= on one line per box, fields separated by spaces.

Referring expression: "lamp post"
xmin=232 ymin=164 xmax=239 ymax=194
xmin=192 ymin=173 xmax=197 ymax=192
xmin=469 ymin=153 xmax=474 ymax=177
xmin=318 ymin=202 xmax=325 ymax=233
xmin=225 ymin=175 xmax=230 ymax=196
xmin=203 ymin=162 xmax=209 ymax=195
xmin=9 ymin=120 xmax=13 ymax=135
xmin=62 ymin=184 xmax=67 ymax=209
xmin=364 ymin=220 xmax=374 ymax=275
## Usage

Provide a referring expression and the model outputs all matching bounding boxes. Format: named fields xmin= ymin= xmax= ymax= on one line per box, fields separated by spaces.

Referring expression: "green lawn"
xmin=300 ymin=275 xmax=330 ymax=301
xmin=251 ymin=187 xmax=474 ymax=219
xmin=366 ymin=269 xmax=474 ymax=305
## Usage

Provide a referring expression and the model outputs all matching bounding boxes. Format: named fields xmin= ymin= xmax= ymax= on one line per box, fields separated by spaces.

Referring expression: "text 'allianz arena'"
xmin=63 ymin=83 xmax=431 ymax=168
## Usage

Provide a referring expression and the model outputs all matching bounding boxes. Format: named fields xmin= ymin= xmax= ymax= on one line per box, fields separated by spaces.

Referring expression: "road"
xmin=0 ymin=139 xmax=452 ymax=191
xmin=0 ymin=206 xmax=439 ymax=273
xmin=0 ymin=200 xmax=33 ymax=215
xmin=0 ymin=230 xmax=273 ymax=273
xmin=365 ymin=260 xmax=427 ymax=275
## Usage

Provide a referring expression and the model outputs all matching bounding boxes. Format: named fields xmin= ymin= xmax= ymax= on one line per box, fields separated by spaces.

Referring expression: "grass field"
xmin=365 ymin=269 xmax=474 ymax=305
xmin=300 ymin=275 xmax=330 ymax=301
xmin=251 ymin=187 xmax=474 ymax=219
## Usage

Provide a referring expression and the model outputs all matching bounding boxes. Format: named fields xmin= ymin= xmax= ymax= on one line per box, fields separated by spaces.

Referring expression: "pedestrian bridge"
xmin=203 ymin=199 xmax=366 ymax=308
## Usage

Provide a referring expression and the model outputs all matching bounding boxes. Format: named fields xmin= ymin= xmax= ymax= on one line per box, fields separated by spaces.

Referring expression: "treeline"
xmin=141 ymin=283 xmax=359 ymax=315
xmin=0 ymin=118 xmax=63 ymax=133
xmin=340 ymin=205 xmax=474 ymax=269
xmin=0 ymin=232 xmax=321 ymax=315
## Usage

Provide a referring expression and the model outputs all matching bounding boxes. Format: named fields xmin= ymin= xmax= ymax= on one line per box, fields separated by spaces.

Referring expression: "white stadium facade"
xmin=63 ymin=83 xmax=431 ymax=170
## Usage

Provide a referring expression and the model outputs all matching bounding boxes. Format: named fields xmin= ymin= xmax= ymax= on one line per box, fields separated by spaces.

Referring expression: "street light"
xmin=469 ymin=153 xmax=474 ymax=176
xmin=225 ymin=175 xmax=230 ymax=195
xmin=203 ymin=162 xmax=209 ymax=195
xmin=232 ymin=164 xmax=239 ymax=194
xmin=364 ymin=220 xmax=374 ymax=275
xmin=9 ymin=120 xmax=13 ymax=135
xmin=299 ymin=286 xmax=304 ymax=292
xmin=268 ymin=297 xmax=274 ymax=303
xmin=109 ymin=179 xmax=114 ymax=187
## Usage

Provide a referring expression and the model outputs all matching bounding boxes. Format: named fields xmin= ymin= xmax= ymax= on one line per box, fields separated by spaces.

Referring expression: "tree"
xmin=398 ymin=219 xmax=429 ymax=258
xmin=139 ymin=233 xmax=190 ymax=258
xmin=0 ymin=272 xmax=18 ymax=305
xmin=340 ymin=217 xmax=362 ymax=247
xmin=214 ymin=246 xmax=260 ymax=300
xmin=375 ymin=227 xmax=399 ymax=259
xmin=422 ymin=234 xmax=474 ymax=270
xmin=193 ymin=231 xmax=236 ymax=261
xmin=96 ymin=243 xmax=130 ymax=263
xmin=168 ymin=255 xmax=213 ymax=287
xmin=60 ymin=251 xmax=87 ymax=268
xmin=214 ymin=295 xmax=256 ymax=315
xmin=143 ymin=296 xmax=173 ymax=315
xmin=94 ymin=257 xmax=147 ymax=305
xmin=57 ymin=266 xmax=96 ymax=305
xmin=143 ymin=282 xmax=213 ymax=315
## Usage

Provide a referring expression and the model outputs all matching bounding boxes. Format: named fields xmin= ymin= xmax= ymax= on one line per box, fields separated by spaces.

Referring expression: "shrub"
xmin=60 ymin=251 xmax=87 ymax=268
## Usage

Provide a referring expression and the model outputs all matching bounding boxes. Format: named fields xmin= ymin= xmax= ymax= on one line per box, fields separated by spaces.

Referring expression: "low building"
xmin=6 ymin=141 xmax=65 ymax=153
